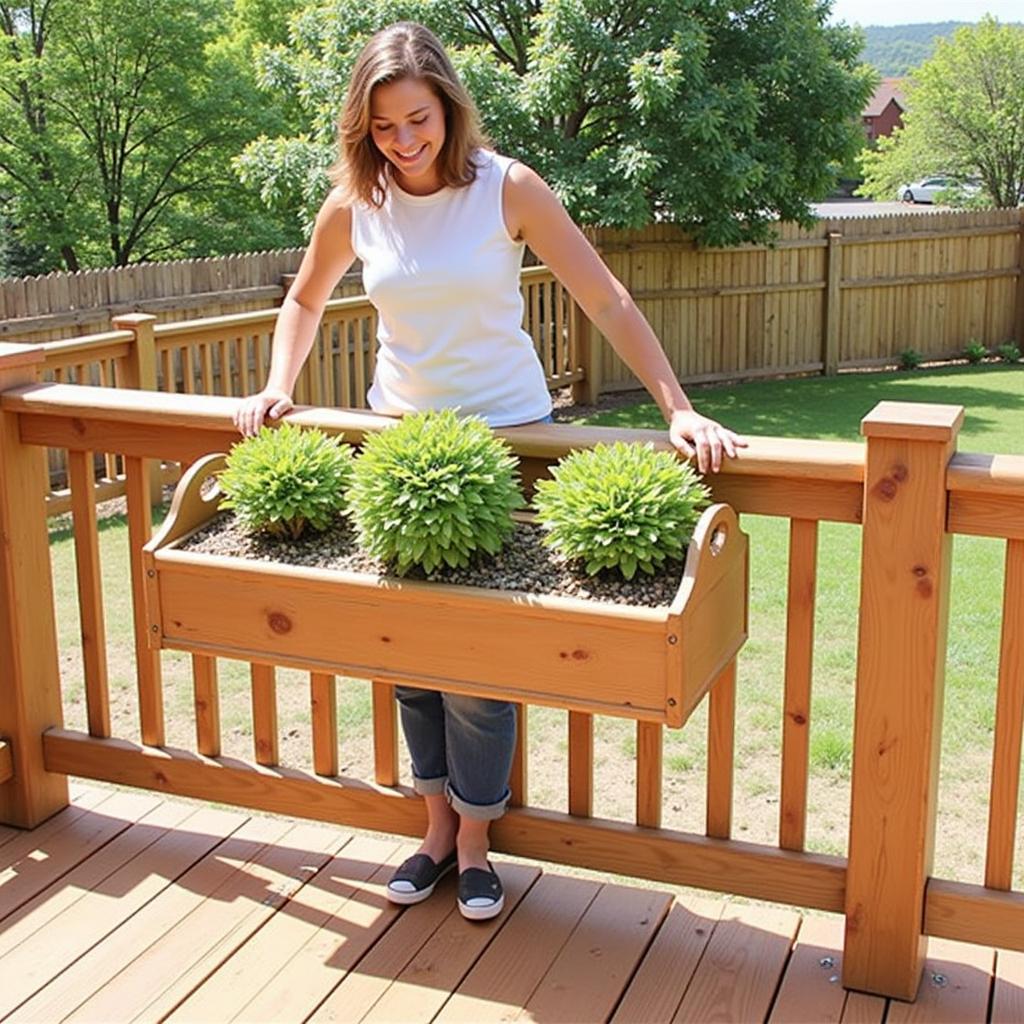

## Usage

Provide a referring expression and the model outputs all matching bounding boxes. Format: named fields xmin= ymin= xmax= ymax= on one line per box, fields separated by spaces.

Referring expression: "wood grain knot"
xmin=873 ymin=476 xmax=898 ymax=501
xmin=380 ymin=635 xmax=391 ymax=643
xmin=789 ymin=712 xmax=807 ymax=726
xmin=891 ymin=463 xmax=909 ymax=483
xmin=559 ymin=649 xmax=589 ymax=661
xmin=71 ymin=417 xmax=86 ymax=435
xmin=267 ymin=612 xmax=292 ymax=634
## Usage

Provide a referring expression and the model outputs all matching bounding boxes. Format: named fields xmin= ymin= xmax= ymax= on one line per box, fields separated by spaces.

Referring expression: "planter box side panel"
xmin=151 ymin=557 xmax=674 ymax=721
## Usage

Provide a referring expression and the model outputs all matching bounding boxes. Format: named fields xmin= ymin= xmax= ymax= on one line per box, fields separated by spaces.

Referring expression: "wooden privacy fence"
xmin=588 ymin=208 xmax=1024 ymax=392
xmin=5 ymin=207 xmax=1023 ymax=393
xmin=1 ymin=339 xmax=1023 ymax=1002
xmin=37 ymin=265 xmax=580 ymax=513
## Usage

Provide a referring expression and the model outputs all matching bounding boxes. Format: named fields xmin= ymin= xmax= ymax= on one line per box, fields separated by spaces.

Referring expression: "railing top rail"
xmin=1 ymin=381 xmax=865 ymax=480
xmin=947 ymin=452 xmax=1024 ymax=499
xmin=153 ymin=308 xmax=281 ymax=339
xmin=37 ymin=330 xmax=135 ymax=360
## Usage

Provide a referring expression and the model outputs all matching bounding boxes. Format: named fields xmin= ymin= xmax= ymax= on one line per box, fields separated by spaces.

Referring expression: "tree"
xmin=237 ymin=0 xmax=874 ymax=245
xmin=858 ymin=18 xmax=1024 ymax=208
xmin=0 ymin=0 xmax=301 ymax=272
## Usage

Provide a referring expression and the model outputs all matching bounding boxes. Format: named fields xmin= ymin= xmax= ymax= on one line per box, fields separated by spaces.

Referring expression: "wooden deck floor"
xmin=1 ymin=786 xmax=1022 ymax=1023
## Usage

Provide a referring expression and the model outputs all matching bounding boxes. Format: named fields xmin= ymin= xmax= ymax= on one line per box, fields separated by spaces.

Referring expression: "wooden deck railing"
xmin=35 ymin=265 xmax=587 ymax=513
xmin=1 ymin=341 xmax=1022 ymax=1002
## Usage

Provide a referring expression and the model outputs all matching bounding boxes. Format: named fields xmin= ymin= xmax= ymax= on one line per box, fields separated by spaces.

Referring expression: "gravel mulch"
xmin=180 ymin=513 xmax=684 ymax=609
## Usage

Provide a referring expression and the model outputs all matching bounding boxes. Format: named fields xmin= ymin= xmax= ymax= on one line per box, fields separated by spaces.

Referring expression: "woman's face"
xmin=369 ymin=76 xmax=447 ymax=195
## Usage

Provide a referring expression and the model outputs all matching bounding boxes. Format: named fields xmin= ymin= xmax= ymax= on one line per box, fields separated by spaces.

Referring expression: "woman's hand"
xmin=670 ymin=409 xmax=748 ymax=474
xmin=234 ymin=387 xmax=294 ymax=438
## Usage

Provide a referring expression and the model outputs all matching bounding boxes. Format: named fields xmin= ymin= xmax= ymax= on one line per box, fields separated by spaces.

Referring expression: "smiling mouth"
xmin=394 ymin=145 xmax=426 ymax=161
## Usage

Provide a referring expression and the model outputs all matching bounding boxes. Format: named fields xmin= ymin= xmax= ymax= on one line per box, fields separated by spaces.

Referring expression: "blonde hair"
xmin=331 ymin=22 xmax=490 ymax=207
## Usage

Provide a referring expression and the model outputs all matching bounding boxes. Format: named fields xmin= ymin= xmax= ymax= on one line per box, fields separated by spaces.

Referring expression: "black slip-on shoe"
xmin=457 ymin=864 xmax=505 ymax=921
xmin=386 ymin=849 xmax=457 ymax=905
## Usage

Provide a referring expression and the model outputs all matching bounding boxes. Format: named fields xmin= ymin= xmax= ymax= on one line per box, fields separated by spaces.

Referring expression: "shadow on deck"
xmin=1 ymin=786 xmax=1021 ymax=1023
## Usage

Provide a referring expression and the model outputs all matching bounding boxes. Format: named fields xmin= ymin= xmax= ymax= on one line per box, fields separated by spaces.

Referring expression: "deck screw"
xmin=147 ymin=569 xmax=155 ymax=577
xmin=819 ymin=956 xmax=835 ymax=969
xmin=151 ymin=624 xmax=158 ymax=633
xmin=667 ymin=635 xmax=678 ymax=645
xmin=932 ymin=973 xmax=947 ymax=987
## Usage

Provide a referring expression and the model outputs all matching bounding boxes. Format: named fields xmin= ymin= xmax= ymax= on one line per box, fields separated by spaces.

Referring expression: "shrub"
xmin=349 ymin=409 xmax=523 ymax=575
xmin=962 ymin=339 xmax=988 ymax=364
xmin=898 ymin=348 xmax=923 ymax=370
xmin=218 ymin=422 xmax=354 ymax=540
xmin=533 ymin=442 xmax=711 ymax=580
xmin=996 ymin=341 xmax=1022 ymax=363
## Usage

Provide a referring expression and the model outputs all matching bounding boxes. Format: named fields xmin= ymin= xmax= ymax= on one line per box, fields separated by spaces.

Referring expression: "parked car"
xmin=899 ymin=176 xmax=982 ymax=204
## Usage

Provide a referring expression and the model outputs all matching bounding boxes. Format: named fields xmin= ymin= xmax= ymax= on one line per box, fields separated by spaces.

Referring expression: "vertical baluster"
xmin=254 ymin=333 xmax=267 ymax=391
xmin=568 ymin=711 xmax=593 ymax=816
xmin=201 ymin=342 xmax=214 ymax=394
xmin=68 ymin=449 xmax=110 ymax=738
xmin=354 ymin=317 xmax=368 ymax=407
xmin=531 ymin=281 xmax=541 ymax=368
xmin=550 ymin=281 xmax=562 ymax=378
xmin=509 ymin=702 xmax=528 ymax=806
xmin=74 ymin=362 xmax=88 ymax=386
xmin=372 ymin=680 xmax=398 ymax=785
xmin=311 ymin=672 xmax=338 ymax=777
xmin=218 ymin=340 xmax=229 ymax=396
xmin=98 ymin=361 xmax=119 ymax=479
xmin=339 ymin=319 xmax=353 ymax=408
xmin=232 ymin=337 xmax=244 ymax=395
xmin=192 ymin=655 xmax=220 ymax=757
xmin=367 ymin=315 xmax=378 ymax=386
xmin=159 ymin=347 xmax=173 ymax=393
xmin=323 ymin=321 xmax=338 ymax=407
xmin=250 ymin=663 xmax=278 ymax=766
xmin=181 ymin=346 xmax=194 ymax=394
xmin=706 ymin=660 xmax=736 ymax=838
xmin=985 ymin=538 xmax=1024 ymax=890
xmin=636 ymin=721 xmax=663 ymax=827
xmin=780 ymin=518 xmax=818 ymax=851
xmin=125 ymin=456 xmax=164 ymax=746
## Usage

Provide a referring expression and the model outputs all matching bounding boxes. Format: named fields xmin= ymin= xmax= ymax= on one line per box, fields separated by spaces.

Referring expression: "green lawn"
xmin=46 ymin=363 xmax=1024 ymax=889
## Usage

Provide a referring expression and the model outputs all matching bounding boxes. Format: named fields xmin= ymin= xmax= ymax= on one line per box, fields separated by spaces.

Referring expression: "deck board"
xmin=435 ymin=873 xmax=601 ymax=1023
xmin=611 ymin=896 xmax=724 ymax=1023
xmin=992 ymin=948 xmax=1024 ymax=1023
xmin=672 ymin=904 xmax=801 ymax=1023
xmin=0 ymin=787 xmax=1011 ymax=1023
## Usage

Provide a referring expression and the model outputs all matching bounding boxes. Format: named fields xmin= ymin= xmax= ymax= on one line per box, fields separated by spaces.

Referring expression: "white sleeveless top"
xmin=350 ymin=149 xmax=552 ymax=427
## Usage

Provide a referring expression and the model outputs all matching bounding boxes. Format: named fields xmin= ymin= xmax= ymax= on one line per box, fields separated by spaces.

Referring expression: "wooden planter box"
xmin=143 ymin=454 xmax=748 ymax=727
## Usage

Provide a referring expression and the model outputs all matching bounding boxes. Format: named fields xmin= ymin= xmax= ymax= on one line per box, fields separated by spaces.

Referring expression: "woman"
xmin=236 ymin=21 xmax=745 ymax=921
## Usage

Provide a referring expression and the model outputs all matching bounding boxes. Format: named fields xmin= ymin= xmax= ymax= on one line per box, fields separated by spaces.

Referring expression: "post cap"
xmin=110 ymin=313 xmax=158 ymax=328
xmin=861 ymin=401 xmax=964 ymax=442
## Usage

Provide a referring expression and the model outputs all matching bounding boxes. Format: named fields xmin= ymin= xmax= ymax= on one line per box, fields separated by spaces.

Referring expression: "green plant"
xmin=898 ymin=348 xmax=923 ymax=370
xmin=963 ymin=339 xmax=988 ymax=364
xmin=996 ymin=341 xmax=1022 ymax=363
xmin=218 ymin=422 xmax=353 ymax=540
xmin=349 ymin=409 xmax=523 ymax=575
xmin=533 ymin=442 xmax=710 ymax=581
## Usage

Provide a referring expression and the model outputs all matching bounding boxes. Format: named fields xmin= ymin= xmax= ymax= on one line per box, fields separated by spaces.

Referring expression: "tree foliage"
xmin=858 ymin=18 xmax=1024 ymax=208
xmin=0 ymin=0 xmax=301 ymax=272
xmin=238 ymin=0 xmax=874 ymax=245
xmin=859 ymin=22 xmax=971 ymax=77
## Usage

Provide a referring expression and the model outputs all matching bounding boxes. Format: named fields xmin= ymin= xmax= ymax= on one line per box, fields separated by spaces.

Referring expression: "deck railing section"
xmin=34 ymin=267 xmax=581 ymax=514
xmin=1 ymin=346 xmax=1022 ymax=1002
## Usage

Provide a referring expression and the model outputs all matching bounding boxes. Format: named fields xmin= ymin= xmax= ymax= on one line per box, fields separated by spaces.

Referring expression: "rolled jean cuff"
xmin=446 ymin=781 xmax=510 ymax=821
xmin=412 ymin=774 xmax=448 ymax=797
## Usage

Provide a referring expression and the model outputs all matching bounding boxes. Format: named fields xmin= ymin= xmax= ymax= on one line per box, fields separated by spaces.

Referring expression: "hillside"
xmin=860 ymin=22 xmax=972 ymax=76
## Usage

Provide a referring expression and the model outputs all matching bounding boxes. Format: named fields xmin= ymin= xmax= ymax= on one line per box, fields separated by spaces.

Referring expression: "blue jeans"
xmin=396 ymin=411 xmax=552 ymax=820
xmin=396 ymin=686 xmax=517 ymax=820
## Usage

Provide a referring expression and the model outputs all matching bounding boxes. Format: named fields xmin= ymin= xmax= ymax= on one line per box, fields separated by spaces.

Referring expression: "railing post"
xmin=0 ymin=343 xmax=69 ymax=827
xmin=843 ymin=400 xmax=963 ymax=1000
xmin=112 ymin=313 xmax=162 ymax=505
xmin=570 ymin=301 xmax=603 ymax=406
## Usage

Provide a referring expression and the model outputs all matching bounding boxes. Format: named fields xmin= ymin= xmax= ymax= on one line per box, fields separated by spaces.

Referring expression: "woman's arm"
xmin=503 ymin=162 xmax=746 ymax=472
xmin=235 ymin=191 xmax=357 ymax=437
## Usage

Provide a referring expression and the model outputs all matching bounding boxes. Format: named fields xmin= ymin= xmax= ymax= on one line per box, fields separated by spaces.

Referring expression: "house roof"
xmin=864 ymin=78 xmax=906 ymax=118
